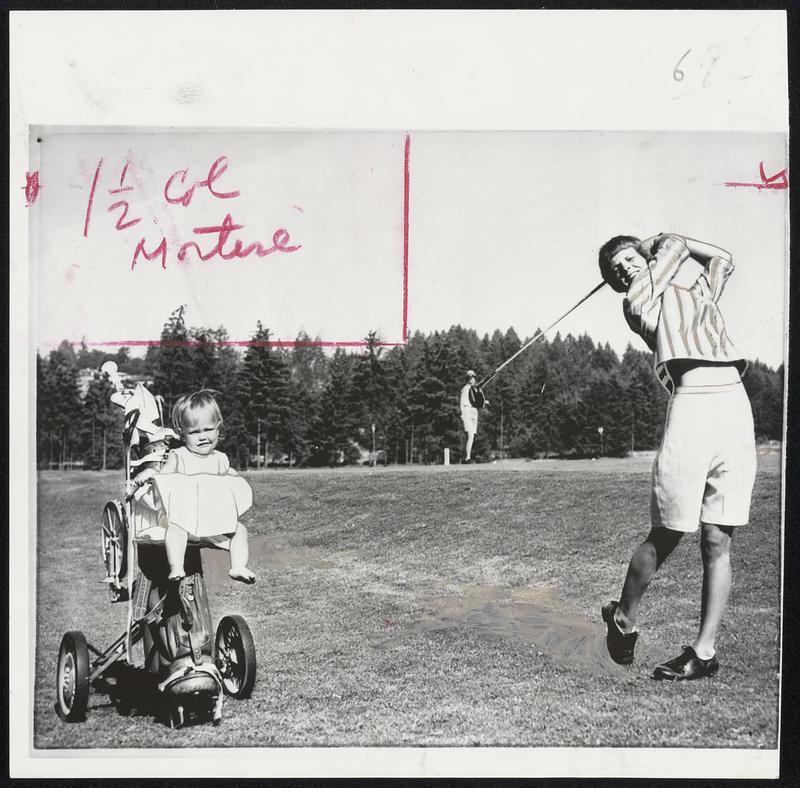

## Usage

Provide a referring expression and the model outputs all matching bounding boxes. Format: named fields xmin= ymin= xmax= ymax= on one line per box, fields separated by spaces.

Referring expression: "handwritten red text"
xmin=163 ymin=156 xmax=240 ymax=206
xmin=81 ymin=154 xmax=301 ymax=271
xmin=83 ymin=158 xmax=142 ymax=237
xmin=132 ymin=215 xmax=300 ymax=270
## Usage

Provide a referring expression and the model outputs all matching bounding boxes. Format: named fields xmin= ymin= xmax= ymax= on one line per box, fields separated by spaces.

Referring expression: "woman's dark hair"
xmin=598 ymin=235 xmax=641 ymax=293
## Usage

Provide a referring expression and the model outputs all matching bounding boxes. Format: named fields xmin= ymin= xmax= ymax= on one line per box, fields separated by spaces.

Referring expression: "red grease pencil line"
xmin=403 ymin=133 xmax=411 ymax=342
xmin=68 ymin=340 xmax=406 ymax=349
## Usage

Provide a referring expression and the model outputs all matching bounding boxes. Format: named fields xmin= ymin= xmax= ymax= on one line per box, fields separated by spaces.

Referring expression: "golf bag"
xmin=138 ymin=544 xmax=222 ymax=700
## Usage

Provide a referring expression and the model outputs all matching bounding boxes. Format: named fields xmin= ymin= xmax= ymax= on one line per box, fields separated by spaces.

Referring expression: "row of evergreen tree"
xmin=37 ymin=306 xmax=784 ymax=470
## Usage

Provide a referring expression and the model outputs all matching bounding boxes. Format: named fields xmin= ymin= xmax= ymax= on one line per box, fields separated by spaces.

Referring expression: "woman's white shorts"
xmin=461 ymin=410 xmax=478 ymax=433
xmin=650 ymin=382 xmax=757 ymax=532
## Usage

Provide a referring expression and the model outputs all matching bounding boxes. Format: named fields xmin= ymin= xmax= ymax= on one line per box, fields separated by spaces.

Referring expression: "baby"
xmin=137 ymin=390 xmax=256 ymax=584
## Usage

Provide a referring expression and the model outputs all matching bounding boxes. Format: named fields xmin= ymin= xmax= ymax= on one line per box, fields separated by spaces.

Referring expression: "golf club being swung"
xmin=476 ymin=281 xmax=607 ymax=392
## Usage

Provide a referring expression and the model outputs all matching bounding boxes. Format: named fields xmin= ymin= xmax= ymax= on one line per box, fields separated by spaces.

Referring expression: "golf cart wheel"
xmin=56 ymin=631 xmax=90 ymax=722
xmin=215 ymin=615 xmax=256 ymax=699
xmin=101 ymin=500 xmax=128 ymax=581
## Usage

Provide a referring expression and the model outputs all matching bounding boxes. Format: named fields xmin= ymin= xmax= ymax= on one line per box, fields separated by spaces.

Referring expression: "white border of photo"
xmin=9 ymin=9 xmax=788 ymax=779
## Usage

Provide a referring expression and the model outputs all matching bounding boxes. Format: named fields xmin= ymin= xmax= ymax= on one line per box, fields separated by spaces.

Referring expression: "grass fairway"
xmin=35 ymin=452 xmax=781 ymax=749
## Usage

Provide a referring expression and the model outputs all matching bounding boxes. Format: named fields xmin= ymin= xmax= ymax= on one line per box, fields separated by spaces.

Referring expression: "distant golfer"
xmin=598 ymin=232 xmax=756 ymax=681
xmin=460 ymin=370 xmax=481 ymax=463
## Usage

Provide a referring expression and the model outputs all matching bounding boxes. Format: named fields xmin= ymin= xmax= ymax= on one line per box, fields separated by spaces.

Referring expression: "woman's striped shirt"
xmin=622 ymin=235 xmax=746 ymax=394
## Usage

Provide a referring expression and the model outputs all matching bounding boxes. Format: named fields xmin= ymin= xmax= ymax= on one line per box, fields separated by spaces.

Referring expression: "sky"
xmin=33 ymin=129 xmax=787 ymax=369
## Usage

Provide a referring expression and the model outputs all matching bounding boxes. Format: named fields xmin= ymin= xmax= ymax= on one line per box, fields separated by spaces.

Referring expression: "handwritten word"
xmin=724 ymin=162 xmax=788 ymax=190
xmin=80 ymin=154 xmax=302 ymax=272
xmin=23 ymin=171 xmax=40 ymax=206
xmin=83 ymin=158 xmax=142 ymax=237
xmin=164 ymin=156 xmax=240 ymax=207
xmin=131 ymin=213 xmax=300 ymax=270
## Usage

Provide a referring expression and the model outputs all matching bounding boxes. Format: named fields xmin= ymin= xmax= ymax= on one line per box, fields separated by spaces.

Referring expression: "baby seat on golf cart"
xmin=56 ymin=363 xmax=255 ymax=728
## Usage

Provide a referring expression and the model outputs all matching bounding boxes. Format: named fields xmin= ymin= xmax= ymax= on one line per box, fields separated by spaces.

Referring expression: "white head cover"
xmin=106 ymin=376 xmax=176 ymax=445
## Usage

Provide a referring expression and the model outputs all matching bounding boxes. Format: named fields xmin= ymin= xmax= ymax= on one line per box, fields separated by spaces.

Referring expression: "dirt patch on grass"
xmin=375 ymin=584 xmax=616 ymax=676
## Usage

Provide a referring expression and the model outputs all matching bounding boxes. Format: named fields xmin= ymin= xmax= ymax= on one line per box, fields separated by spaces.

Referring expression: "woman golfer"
xmin=460 ymin=370 xmax=480 ymax=463
xmin=598 ymin=232 xmax=756 ymax=681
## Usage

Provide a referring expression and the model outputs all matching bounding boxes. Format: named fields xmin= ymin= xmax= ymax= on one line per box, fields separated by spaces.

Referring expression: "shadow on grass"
xmin=55 ymin=662 xmax=224 ymax=730
xmin=91 ymin=662 xmax=166 ymax=723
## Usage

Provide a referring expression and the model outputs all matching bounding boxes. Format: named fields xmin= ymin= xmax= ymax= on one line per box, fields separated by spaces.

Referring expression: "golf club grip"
xmin=476 ymin=281 xmax=606 ymax=390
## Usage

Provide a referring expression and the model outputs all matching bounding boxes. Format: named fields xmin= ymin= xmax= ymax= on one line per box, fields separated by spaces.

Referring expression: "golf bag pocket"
xmin=161 ymin=575 xmax=214 ymax=666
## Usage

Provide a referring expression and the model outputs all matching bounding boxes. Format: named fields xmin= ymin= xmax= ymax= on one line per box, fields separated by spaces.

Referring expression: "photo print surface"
xmin=11 ymin=9 xmax=788 ymax=781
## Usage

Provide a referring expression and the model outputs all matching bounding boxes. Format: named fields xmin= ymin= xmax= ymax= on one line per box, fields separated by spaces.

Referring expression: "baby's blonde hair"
xmin=171 ymin=389 xmax=223 ymax=434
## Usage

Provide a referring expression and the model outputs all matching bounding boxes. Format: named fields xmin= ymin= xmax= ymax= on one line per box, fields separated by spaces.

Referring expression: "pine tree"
xmin=382 ymin=346 xmax=409 ymax=463
xmin=620 ymin=344 xmax=667 ymax=452
xmin=770 ymin=365 xmax=785 ymax=440
xmin=478 ymin=328 xmax=522 ymax=457
xmin=81 ymin=371 xmax=124 ymax=469
xmin=284 ymin=332 xmax=328 ymax=466
xmin=36 ymin=353 xmax=52 ymax=468
xmin=743 ymin=359 xmax=784 ymax=442
xmin=447 ymin=324 xmax=484 ymax=375
xmin=309 ymin=348 xmax=359 ymax=465
xmin=151 ymin=306 xmax=197 ymax=414
xmin=406 ymin=334 xmax=461 ymax=463
xmin=38 ymin=343 xmax=83 ymax=468
xmin=233 ymin=324 xmax=294 ymax=468
xmin=351 ymin=331 xmax=392 ymax=464
xmin=291 ymin=331 xmax=329 ymax=393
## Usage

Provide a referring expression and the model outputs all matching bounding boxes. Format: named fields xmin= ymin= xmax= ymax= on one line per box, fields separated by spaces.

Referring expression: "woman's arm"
xmin=678 ymin=235 xmax=732 ymax=264
xmin=637 ymin=234 xmax=664 ymax=259
xmin=627 ymin=234 xmax=689 ymax=311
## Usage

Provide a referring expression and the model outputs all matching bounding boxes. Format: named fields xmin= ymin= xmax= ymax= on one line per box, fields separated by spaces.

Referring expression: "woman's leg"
xmin=465 ymin=428 xmax=475 ymax=460
xmin=616 ymin=526 xmax=684 ymax=631
xmin=693 ymin=523 xmax=734 ymax=658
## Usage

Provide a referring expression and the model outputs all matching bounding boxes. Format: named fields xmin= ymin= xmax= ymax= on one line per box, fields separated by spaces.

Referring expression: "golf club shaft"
xmin=477 ymin=281 xmax=607 ymax=390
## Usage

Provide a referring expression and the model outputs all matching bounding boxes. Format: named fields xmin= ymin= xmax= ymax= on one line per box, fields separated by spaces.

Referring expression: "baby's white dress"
xmin=151 ymin=447 xmax=252 ymax=546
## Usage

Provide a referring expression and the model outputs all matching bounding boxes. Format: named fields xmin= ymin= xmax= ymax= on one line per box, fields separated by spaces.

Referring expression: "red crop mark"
xmin=67 ymin=339 xmax=407 ymax=349
xmin=403 ymin=133 xmax=410 ymax=341
xmin=23 ymin=171 xmax=41 ymax=206
xmin=724 ymin=161 xmax=788 ymax=190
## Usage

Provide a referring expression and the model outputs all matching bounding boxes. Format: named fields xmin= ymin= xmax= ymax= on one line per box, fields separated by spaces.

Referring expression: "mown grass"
xmin=34 ymin=453 xmax=781 ymax=749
